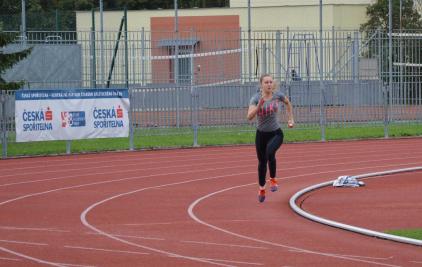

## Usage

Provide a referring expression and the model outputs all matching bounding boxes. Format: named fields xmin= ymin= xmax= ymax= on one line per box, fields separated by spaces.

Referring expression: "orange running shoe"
xmin=270 ymin=178 xmax=278 ymax=192
xmin=258 ymin=189 xmax=266 ymax=203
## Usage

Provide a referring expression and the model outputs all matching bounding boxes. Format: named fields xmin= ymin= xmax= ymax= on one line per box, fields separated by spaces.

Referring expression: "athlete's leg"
xmin=255 ymin=130 xmax=268 ymax=187
xmin=266 ymin=129 xmax=284 ymax=178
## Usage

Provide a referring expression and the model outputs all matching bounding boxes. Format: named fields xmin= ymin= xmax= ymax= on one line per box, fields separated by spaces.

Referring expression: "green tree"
xmin=361 ymin=0 xmax=422 ymax=31
xmin=0 ymin=32 xmax=32 ymax=90
xmin=360 ymin=0 xmax=422 ymax=104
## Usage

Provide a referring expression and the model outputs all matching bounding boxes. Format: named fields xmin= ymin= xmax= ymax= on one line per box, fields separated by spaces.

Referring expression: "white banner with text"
xmin=15 ymin=89 xmax=130 ymax=142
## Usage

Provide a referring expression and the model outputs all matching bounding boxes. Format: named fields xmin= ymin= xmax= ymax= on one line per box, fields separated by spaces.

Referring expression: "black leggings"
xmin=255 ymin=128 xmax=284 ymax=187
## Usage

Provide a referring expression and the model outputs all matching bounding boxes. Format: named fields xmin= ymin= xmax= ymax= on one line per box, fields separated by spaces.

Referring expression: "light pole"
xmin=100 ymin=0 xmax=105 ymax=87
xmin=386 ymin=0 xmax=393 ymax=138
xmin=174 ymin=0 xmax=180 ymax=127
xmin=248 ymin=0 xmax=252 ymax=82
xmin=319 ymin=0 xmax=326 ymax=141
xmin=21 ymin=0 xmax=26 ymax=44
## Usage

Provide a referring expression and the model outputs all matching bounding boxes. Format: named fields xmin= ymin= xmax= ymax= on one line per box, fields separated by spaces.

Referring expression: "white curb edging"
xmin=289 ymin=167 xmax=422 ymax=246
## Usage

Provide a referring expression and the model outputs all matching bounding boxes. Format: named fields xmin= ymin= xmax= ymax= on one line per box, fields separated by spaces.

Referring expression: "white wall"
xmin=76 ymin=3 xmax=371 ymax=32
xmin=229 ymin=0 xmax=375 ymax=8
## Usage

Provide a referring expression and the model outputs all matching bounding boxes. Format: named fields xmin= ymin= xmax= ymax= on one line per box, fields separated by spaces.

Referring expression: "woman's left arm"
xmin=283 ymin=96 xmax=294 ymax=128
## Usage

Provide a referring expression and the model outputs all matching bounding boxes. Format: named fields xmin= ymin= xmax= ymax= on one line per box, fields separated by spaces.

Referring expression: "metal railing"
xmin=1 ymin=28 xmax=422 ymax=157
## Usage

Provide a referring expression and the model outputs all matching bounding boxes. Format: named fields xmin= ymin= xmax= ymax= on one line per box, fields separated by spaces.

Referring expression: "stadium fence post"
xmin=1 ymin=91 xmax=7 ymax=159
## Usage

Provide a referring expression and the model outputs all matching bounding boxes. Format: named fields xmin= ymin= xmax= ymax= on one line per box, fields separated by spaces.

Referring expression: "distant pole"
xmin=247 ymin=0 xmax=252 ymax=82
xmin=174 ymin=0 xmax=179 ymax=83
xmin=386 ymin=0 xmax=393 ymax=138
xmin=174 ymin=0 xmax=180 ymax=127
xmin=319 ymin=0 xmax=326 ymax=141
xmin=21 ymin=0 xmax=26 ymax=44
xmin=100 ymin=0 xmax=105 ymax=87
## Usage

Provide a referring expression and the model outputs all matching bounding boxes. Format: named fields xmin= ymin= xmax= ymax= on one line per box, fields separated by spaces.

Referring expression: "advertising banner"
xmin=15 ymin=89 xmax=130 ymax=142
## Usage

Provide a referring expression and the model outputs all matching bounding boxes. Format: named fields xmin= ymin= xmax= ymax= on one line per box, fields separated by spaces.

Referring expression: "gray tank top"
xmin=249 ymin=91 xmax=285 ymax=132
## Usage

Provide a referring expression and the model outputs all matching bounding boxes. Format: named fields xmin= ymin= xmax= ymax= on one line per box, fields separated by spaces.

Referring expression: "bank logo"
xmin=61 ymin=111 xmax=86 ymax=128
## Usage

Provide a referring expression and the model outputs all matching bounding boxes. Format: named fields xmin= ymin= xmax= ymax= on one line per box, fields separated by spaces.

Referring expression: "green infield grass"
xmin=386 ymin=229 xmax=422 ymax=240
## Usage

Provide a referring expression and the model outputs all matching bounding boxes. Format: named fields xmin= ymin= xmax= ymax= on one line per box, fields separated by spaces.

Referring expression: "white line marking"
xmin=64 ymin=245 xmax=149 ymax=255
xmin=78 ymin=162 xmax=417 ymax=267
xmin=53 ymin=263 xmax=96 ymax=267
xmin=0 ymin=226 xmax=69 ymax=233
xmin=187 ymin=180 xmax=402 ymax=267
xmin=0 ymin=256 xmax=21 ymax=261
xmin=0 ymin=246 xmax=64 ymax=266
xmin=410 ymin=261 xmax=422 ymax=264
xmin=1 ymin=139 xmax=420 ymax=172
xmin=121 ymin=219 xmax=255 ymax=226
xmin=191 ymin=256 xmax=263 ymax=266
xmin=0 ymin=239 xmax=48 ymax=246
xmin=181 ymin=240 xmax=268 ymax=250
xmin=0 ymin=166 xmax=251 ymax=206
xmin=332 ymin=254 xmax=394 ymax=261
xmin=3 ymin=149 xmax=422 ymax=188
xmin=81 ymin=172 xmax=255 ymax=267
xmin=291 ymin=250 xmax=394 ymax=261
xmin=86 ymin=232 xmax=165 ymax=241
xmin=2 ymin=147 xmax=420 ymax=266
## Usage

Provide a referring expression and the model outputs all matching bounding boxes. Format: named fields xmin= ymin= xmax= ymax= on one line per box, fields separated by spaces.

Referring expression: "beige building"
xmin=76 ymin=0 xmax=375 ymax=32
xmin=74 ymin=0 xmax=378 ymax=86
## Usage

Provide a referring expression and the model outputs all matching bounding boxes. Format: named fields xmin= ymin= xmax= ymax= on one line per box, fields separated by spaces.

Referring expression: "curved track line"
xmin=80 ymin=171 xmax=256 ymax=267
xmin=3 ymin=151 xmax=422 ymax=188
xmin=2 ymin=143 xmax=420 ymax=176
xmin=3 ymin=158 xmax=420 ymax=265
xmin=289 ymin=167 xmax=422 ymax=246
xmin=0 ymin=246 xmax=64 ymax=266
xmin=187 ymin=181 xmax=401 ymax=267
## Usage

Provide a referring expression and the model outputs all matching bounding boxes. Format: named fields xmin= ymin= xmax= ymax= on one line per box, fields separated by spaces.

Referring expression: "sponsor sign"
xmin=15 ymin=89 xmax=130 ymax=142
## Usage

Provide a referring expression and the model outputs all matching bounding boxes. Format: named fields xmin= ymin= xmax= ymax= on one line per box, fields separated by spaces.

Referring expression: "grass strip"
xmin=386 ymin=229 xmax=422 ymax=241
xmin=1 ymin=123 xmax=421 ymax=157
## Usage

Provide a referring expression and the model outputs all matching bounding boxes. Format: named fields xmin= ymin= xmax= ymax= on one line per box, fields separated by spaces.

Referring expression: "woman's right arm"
xmin=247 ymin=98 xmax=264 ymax=120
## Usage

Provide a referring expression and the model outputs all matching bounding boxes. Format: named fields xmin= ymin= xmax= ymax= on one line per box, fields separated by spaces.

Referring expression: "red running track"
xmin=0 ymin=138 xmax=421 ymax=267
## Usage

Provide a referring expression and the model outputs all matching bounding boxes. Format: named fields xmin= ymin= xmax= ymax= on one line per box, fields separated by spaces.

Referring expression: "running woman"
xmin=247 ymin=74 xmax=294 ymax=203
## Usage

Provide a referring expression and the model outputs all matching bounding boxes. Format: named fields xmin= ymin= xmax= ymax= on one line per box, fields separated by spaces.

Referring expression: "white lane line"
xmin=187 ymin=181 xmax=402 ymax=267
xmin=86 ymin=232 xmax=165 ymax=241
xmin=121 ymin=219 xmax=256 ymax=226
xmin=81 ymin=171 xmax=256 ymax=267
xmin=181 ymin=240 xmax=268 ymax=250
xmin=53 ymin=263 xmax=96 ymax=267
xmin=0 ymin=246 xmax=64 ymax=266
xmin=0 ymin=165 xmax=252 ymax=206
xmin=0 ymin=153 xmax=252 ymax=180
xmin=332 ymin=254 xmax=394 ymax=261
xmin=3 ymin=150 xmax=421 ymax=188
xmin=2 ymin=139 xmax=420 ymax=170
xmin=0 ymin=226 xmax=70 ymax=233
xmin=0 ymin=157 xmax=250 ymax=185
xmin=410 ymin=261 xmax=422 ymax=264
xmin=64 ymin=245 xmax=149 ymax=255
xmin=0 ymin=256 xmax=21 ymax=261
xmin=187 ymin=256 xmax=263 ymax=266
xmin=290 ymin=250 xmax=394 ymax=261
xmin=0 ymin=146 xmax=256 ymax=170
xmin=0 ymin=239 xmax=48 ymax=246
xmin=122 ymin=222 xmax=184 ymax=226
xmin=3 ymin=158 xmax=420 ymax=265
xmin=2 ymin=143 xmax=421 ymax=181
xmin=79 ymin=162 xmax=419 ymax=267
